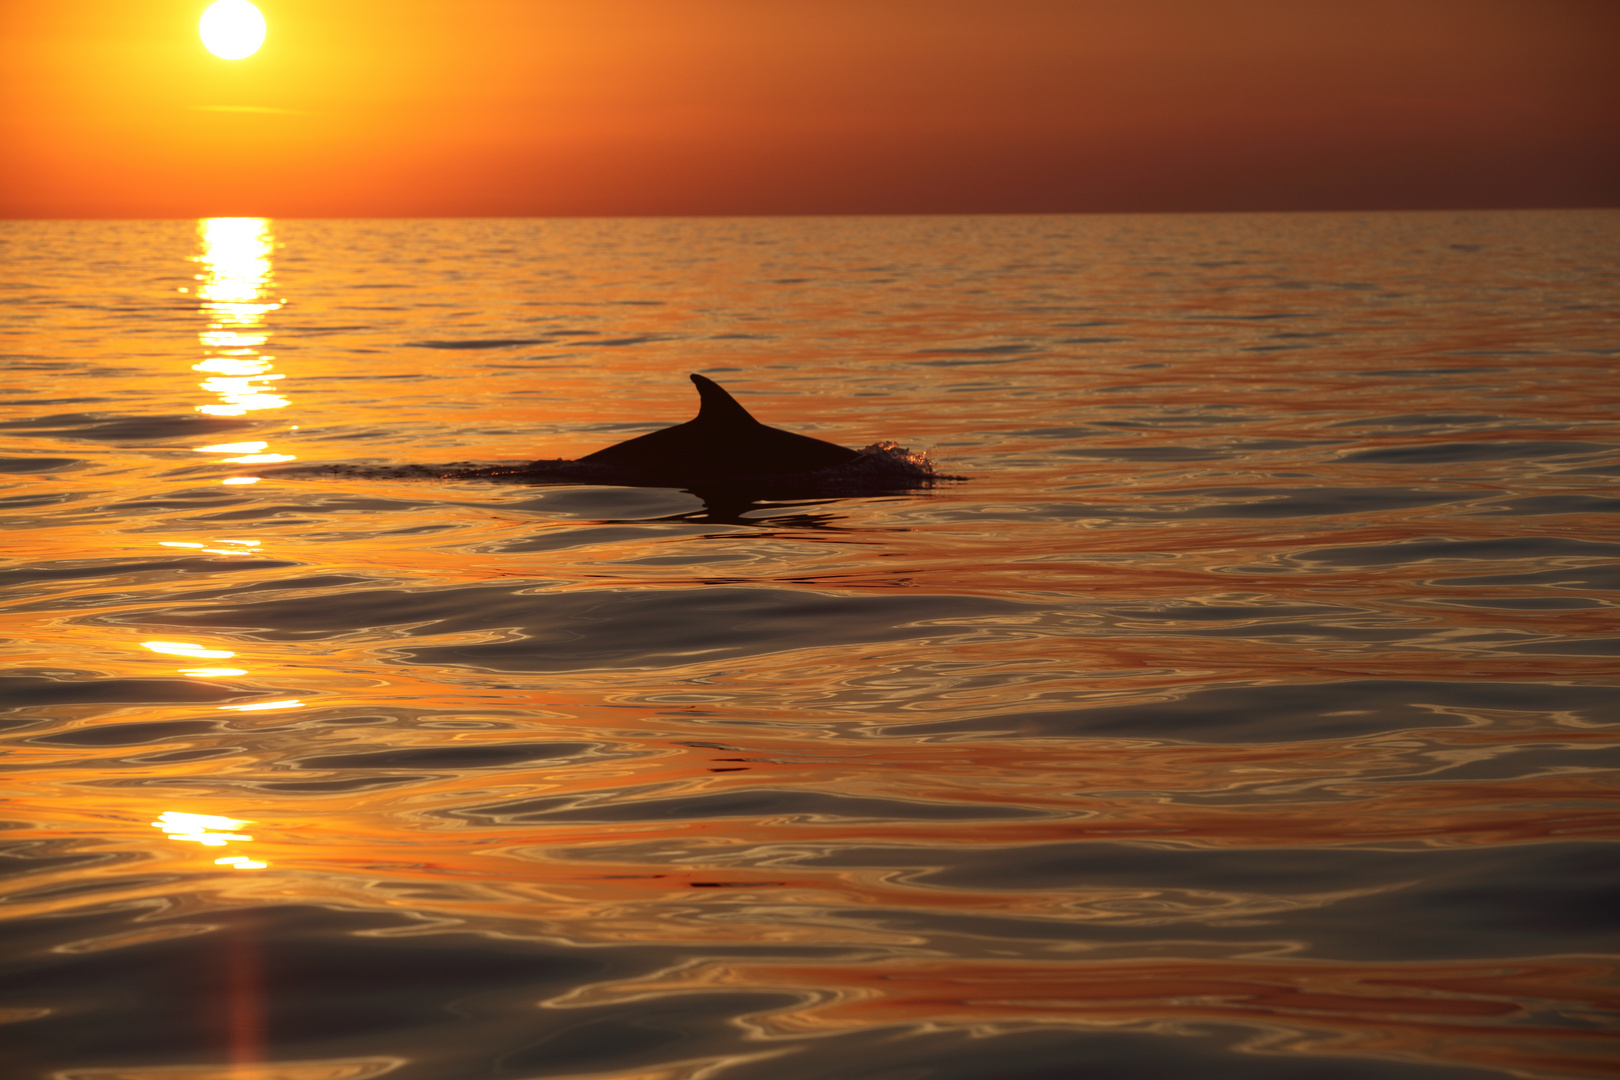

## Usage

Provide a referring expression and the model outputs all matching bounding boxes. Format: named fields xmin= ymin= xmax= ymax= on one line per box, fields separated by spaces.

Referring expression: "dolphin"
xmin=577 ymin=374 xmax=862 ymax=484
xmin=283 ymin=372 xmax=941 ymax=509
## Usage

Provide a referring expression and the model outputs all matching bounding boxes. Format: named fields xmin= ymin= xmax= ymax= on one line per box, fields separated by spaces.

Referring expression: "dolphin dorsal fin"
xmin=690 ymin=374 xmax=760 ymax=427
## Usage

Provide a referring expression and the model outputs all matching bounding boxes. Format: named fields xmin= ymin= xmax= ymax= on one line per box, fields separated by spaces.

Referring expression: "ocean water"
xmin=1 ymin=211 xmax=1617 ymax=1080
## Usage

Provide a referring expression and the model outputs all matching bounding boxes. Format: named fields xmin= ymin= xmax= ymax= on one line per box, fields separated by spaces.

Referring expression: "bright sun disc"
xmin=199 ymin=0 xmax=266 ymax=60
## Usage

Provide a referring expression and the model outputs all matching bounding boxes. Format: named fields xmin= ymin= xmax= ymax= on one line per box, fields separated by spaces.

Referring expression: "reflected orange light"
xmin=200 ymin=398 xmax=287 ymax=416
xmin=181 ymin=668 xmax=250 ymax=678
xmin=197 ymin=442 xmax=269 ymax=454
xmin=198 ymin=374 xmax=288 ymax=415
xmin=220 ymin=699 xmax=304 ymax=712
xmin=143 ymin=641 xmax=237 ymax=659
xmin=156 ymin=811 xmax=251 ymax=844
xmin=153 ymin=811 xmax=267 ymax=869
xmin=193 ymin=218 xmax=288 ymax=420
xmin=201 ymin=375 xmax=284 ymax=392
xmin=195 ymin=358 xmax=272 ymax=376
xmin=199 ymin=332 xmax=268 ymax=348
xmin=197 ymin=218 xmax=275 ymax=307
xmin=222 ymin=453 xmax=296 ymax=464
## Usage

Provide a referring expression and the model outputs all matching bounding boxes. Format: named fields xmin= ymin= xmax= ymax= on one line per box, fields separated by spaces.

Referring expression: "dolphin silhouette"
xmin=578 ymin=374 xmax=861 ymax=484
xmin=283 ymin=372 xmax=941 ymax=506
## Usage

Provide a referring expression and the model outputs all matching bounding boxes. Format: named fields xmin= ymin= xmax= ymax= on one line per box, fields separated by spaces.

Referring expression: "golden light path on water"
xmin=122 ymin=223 xmax=308 ymax=874
xmin=190 ymin=218 xmax=293 ymax=490
xmin=133 ymin=222 xmax=306 ymax=879
xmin=132 ymin=219 xmax=303 ymax=734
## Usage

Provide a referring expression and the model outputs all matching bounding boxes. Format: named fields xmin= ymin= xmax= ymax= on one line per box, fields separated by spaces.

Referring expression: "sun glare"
xmin=199 ymin=0 xmax=267 ymax=60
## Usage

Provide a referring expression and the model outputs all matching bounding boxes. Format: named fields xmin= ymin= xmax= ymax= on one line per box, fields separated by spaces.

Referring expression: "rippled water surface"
xmin=2 ymin=212 xmax=1617 ymax=1080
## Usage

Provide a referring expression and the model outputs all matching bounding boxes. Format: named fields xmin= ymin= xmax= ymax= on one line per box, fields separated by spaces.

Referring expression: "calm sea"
xmin=2 ymin=212 xmax=1617 ymax=1080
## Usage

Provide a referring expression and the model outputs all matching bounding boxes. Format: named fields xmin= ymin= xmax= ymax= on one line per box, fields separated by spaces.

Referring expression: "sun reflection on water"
xmin=219 ymin=699 xmax=304 ymax=712
xmin=153 ymin=812 xmax=267 ymax=869
xmin=196 ymin=441 xmax=268 ymax=453
xmin=142 ymin=641 xmax=236 ymax=659
xmin=159 ymin=538 xmax=265 ymax=554
xmin=142 ymin=640 xmax=248 ymax=679
xmin=192 ymin=218 xmax=294 ymax=485
xmin=195 ymin=218 xmax=278 ymax=314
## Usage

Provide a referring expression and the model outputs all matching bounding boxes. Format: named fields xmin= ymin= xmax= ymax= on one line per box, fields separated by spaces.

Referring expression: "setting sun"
xmin=198 ymin=0 xmax=266 ymax=60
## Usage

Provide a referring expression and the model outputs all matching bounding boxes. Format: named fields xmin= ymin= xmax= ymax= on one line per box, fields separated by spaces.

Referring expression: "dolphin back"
xmin=579 ymin=374 xmax=861 ymax=484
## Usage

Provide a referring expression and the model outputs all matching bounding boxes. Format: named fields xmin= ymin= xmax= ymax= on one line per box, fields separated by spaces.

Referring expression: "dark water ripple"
xmin=1 ymin=212 xmax=1617 ymax=1080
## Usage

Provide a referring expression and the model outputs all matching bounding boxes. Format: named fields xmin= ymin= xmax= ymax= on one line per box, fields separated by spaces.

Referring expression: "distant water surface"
xmin=1 ymin=211 xmax=1617 ymax=1080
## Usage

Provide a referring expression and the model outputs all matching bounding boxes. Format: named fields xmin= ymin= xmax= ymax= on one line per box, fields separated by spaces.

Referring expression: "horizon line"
xmin=4 ymin=205 xmax=1617 ymax=225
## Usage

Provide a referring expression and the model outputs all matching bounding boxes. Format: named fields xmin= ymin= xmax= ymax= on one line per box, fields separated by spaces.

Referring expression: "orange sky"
xmin=2 ymin=0 xmax=1616 ymax=218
